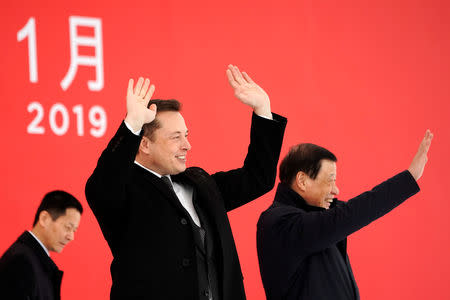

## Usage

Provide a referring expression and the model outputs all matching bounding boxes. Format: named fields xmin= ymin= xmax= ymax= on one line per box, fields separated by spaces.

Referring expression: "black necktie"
xmin=161 ymin=176 xmax=174 ymax=191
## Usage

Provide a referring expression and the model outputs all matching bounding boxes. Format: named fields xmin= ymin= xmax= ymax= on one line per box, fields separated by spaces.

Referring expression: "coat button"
xmin=180 ymin=218 xmax=188 ymax=225
xmin=182 ymin=258 xmax=191 ymax=267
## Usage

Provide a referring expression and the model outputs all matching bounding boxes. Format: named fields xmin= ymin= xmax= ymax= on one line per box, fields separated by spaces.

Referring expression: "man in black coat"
xmin=0 ymin=190 xmax=83 ymax=300
xmin=257 ymin=131 xmax=433 ymax=300
xmin=85 ymin=64 xmax=287 ymax=300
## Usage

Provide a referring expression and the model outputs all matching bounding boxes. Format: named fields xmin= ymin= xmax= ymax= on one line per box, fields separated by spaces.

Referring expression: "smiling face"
xmin=41 ymin=208 xmax=81 ymax=253
xmin=144 ymin=111 xmax=191 ymax=175
xmin=300 ymin=159 xmax=340 ymax=209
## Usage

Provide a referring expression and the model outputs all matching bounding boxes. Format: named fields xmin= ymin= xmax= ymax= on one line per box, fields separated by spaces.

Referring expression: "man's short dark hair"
xmin=142 ymin=99 xmax=181 ymax=141
xmin=279 ymin=143 xmax=337 ymax=185
xmin=33 ymin=190 xmax=83 ymax=226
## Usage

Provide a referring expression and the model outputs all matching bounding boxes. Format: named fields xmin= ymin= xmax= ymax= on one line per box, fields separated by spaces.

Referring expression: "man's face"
xmin=302 ymin=159 xmax=339 ymax=209
xmin=146 ymin=111 xmax=191 ymax=175
xmin=44 ymin=208 xmax=81 ymax=253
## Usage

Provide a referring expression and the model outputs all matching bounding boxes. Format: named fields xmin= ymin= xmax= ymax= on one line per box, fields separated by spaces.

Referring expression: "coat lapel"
xmin=19 ymin=231 xmax=64 ymax=300
xmin=133 ymin=164 xmax=187 ymax=215
xmin=175 ymin=168 xmax=231 ymax=249
xmin=172 ymin=170 xmax=223 ymax=227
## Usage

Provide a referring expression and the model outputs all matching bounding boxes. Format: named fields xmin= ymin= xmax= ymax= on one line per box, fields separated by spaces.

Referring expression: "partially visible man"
xmin=0 ymin=190 xmax=83 ymax=300
xmin=257 ymin=131 xmax=433 ymax=300
xmin=85 ymin=65 xmax=286 ymax=300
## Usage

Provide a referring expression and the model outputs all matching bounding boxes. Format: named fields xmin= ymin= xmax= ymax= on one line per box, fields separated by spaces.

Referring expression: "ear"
xmin=38 ymin=211 xmax=52 ymax=228
xmin=139 ymin=136 xmax=152 ymax=154
xmin=294 ymin=171 xmax=308 ymax=192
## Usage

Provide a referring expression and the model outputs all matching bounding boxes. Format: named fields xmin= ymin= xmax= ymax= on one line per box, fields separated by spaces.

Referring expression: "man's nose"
xmin=332 ymin=184 xmax=339 ymax=196
xmin=67 ymin=231 xmax=75 ymax=241
xmin=183 ymin=137 xmax=191 ymax=150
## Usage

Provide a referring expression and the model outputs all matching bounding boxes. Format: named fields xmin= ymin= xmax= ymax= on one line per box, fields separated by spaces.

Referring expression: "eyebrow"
xmin=67 ymin=222 xmax=78 ymax=229
xmin=169 ymin=130 xmax=189 ymax=135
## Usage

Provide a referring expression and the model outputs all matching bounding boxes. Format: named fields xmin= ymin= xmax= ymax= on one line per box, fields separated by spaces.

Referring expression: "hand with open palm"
xmin=226 ymin=64 xmax=272 ymax=119
xmin=408 ymin=130 xmax=434 ymax=181
xmin=124 ymin=77 xmax=157 ymax=132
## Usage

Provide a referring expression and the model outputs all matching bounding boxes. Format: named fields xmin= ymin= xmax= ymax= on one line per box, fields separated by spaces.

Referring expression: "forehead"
xmin=156 ymin=111 xmax=187 ymax=132
xmin=54 ymin=208 xmax=81 ymax=225
xmin=318 ymin=159 xmax=337 ymax=176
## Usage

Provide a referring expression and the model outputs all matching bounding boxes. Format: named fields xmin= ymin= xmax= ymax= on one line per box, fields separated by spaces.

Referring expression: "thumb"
xmin=149 ymin=103 xmax=157 ymax=112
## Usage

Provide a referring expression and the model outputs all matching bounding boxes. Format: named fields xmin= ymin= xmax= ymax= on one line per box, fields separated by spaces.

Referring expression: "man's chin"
xmin=53 ymin=246 xmax=64 ymax=253
xmin=171 ymin=166 xmax=187 ymax=175
xmin=322 ymin=202 xmax=331 ymax=209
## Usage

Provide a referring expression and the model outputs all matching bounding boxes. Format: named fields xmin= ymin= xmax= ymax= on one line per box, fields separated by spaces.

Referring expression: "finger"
xmin=127 ymin=79 xmax=134 ymax=98
xmin=149 ymin=103 xmax=157 ymax=112
xmin=228 ymin=64 xmax=244 ymax=85
xmin=227 ymin=64 xmax=239 ymax=83
xmin=226 ymin=69 xmax=239 ymax=89
xmin=242 ymin=72 xmax=255 ymax=84
xmin=140 ymin=78 xmax=150 ymax=97
xmin=134 ymin=77 xmax=144 ymax=95
xmin=422 ymin=130 xmax=433 ymax=151
xmin=425 ymin=129 xmax=433 ymax=141
xmin=143 ymin=84 xmax=156 ymax=106
xmin=145 ymin=104 xmax=158 ymax=123
xmin=232 ymin=65 xmax=246 ymax=84
xmin=416 ymin=130 xmax=433 ymax=160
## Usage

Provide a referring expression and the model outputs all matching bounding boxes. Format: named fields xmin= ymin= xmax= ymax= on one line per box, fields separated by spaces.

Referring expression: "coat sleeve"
xmin=266 ymin=170 xmax=420 ymax=256
xmin=85 ymin=121 xmax=142 ymax=244
xmin=212 ymin=113 xmax=287 ymax=211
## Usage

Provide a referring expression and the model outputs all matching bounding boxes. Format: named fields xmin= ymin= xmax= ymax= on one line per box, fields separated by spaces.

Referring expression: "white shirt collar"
xmin=28 ymin=230 xmax=50 ymax=256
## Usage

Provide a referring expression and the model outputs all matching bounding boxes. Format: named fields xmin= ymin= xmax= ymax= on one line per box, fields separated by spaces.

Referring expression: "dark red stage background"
xmin=1 ymin=0 xmax=449 ymax=299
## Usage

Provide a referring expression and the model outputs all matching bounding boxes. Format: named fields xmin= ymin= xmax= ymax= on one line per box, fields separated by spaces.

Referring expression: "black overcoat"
xmin=0 ymin=231 xmax=63 ymax=300
xmin=86 ymin=113 xmax=287 ymax=299
xmin=257 ymin=171 xmax=420 ymax=300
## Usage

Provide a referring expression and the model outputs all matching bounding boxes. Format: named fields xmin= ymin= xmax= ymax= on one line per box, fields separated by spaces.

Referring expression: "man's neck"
xmin=29 ymin=228 xmax=50 ymax=256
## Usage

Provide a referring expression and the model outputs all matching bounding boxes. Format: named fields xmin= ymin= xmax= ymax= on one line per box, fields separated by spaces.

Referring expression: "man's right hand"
xmin=124 ymin=77 xmax=156 ymax=132
xmin=408 ymin=129 xmax=434 ymax=181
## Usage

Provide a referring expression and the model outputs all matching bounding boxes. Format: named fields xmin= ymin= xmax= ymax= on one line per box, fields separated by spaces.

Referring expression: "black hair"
xmin=279 ymin=143 xmax=337 ymax=185
xmin=142 ymin=99 xmax=182 ymax=141
xmin=32 ymin=190 xmax=83 ymax=226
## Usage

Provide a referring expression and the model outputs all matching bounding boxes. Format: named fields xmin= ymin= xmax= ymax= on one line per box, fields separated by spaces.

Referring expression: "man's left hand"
xmin=226 ymin=64 xmax=272 ymax=119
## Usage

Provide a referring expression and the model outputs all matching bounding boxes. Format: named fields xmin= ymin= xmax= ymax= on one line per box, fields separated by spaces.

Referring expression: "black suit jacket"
xmin=257 ymin=171 xmax=420 ymax=300
xmin=85 ymin=113 xmax=287 ymax=300
xmin=0 ymin=231 xmax=63 ymax=300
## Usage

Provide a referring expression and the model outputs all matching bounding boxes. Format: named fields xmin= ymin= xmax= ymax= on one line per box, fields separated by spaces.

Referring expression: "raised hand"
xmin=124 ymin=77 xmax=157 ymax=132
xmin=408 ymin=130 xmax=434 ymax=181
xmin=226 ymin=64 xmax=272 ymax=119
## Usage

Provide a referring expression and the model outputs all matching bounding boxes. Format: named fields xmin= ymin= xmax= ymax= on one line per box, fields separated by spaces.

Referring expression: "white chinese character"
xmin=61 ymin=16 xmax=104 ymax=91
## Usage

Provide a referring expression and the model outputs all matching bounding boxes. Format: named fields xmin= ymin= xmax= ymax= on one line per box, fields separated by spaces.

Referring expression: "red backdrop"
xmin=1 ymin=0 xmax=449 ymax=299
